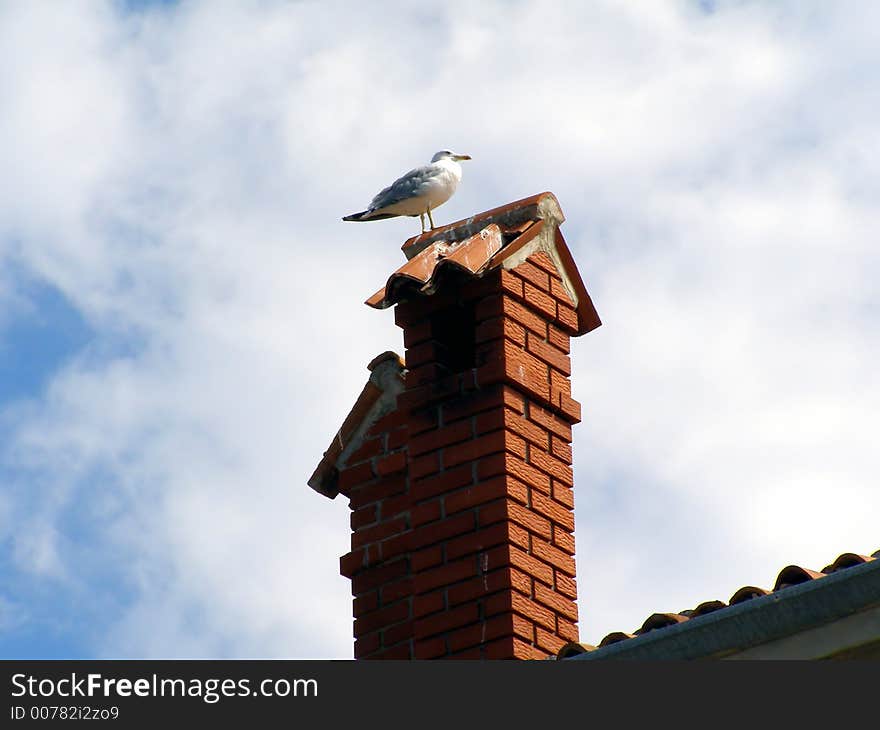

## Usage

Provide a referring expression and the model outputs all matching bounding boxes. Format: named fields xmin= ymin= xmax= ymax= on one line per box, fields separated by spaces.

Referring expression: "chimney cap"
xmin=366 ymin=192 xmax=601 ymax=336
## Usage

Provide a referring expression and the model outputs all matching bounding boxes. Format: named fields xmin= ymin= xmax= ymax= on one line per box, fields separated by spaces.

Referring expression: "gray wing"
xmin=368 ymin=164 xmax=440 ymax=211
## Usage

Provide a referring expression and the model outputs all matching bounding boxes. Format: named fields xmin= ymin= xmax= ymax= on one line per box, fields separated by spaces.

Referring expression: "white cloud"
xmin=1 ymin=0 xmax=878 ymax=656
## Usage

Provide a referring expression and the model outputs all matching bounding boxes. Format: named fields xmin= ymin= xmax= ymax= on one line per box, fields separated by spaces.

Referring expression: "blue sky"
xmin=2 ymin=0 xmax=879 ymax=658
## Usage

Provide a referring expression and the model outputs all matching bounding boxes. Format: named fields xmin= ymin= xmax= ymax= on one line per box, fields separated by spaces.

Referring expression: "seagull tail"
xmin=342 ymin=210 xmax=399 ymax=222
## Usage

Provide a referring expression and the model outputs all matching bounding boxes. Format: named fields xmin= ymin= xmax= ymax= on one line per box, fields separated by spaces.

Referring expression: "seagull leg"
xmin=427 ymin=207 xmax=436 ymax=230
xmin=419 ymin=213 xmax=427 ymax=233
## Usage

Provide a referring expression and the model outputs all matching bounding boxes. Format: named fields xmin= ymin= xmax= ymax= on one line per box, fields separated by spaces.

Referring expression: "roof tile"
xmin=367 ymin=192 xmax=601 ymax=336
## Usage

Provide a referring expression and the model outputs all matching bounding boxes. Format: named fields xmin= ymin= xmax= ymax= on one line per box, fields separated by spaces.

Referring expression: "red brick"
xmin=413 ymin=636 xmax=447 ymax=659
xmin=475 ymin=317 xmax=526 ymax=347
xmin=379 ymin=532 xmax=413 ymax=561
xmin=411 ymin=546 xmax=442 ymax=574
xmin=380 ymin=577 xmax=413 ymax=604
xmin=485 ymin=589 xmax=556 ymax=632
xmin=338 ymin=461 xmax=375 ymax=492
xmin=446 ymin=567 xmax=513 ymax=607
xmin=550 ymin=435 xmax=572 ymax=465
xmin=556 ymin=301 xmax=579 ymax=334
xmin=523 ymin=282 xmax=556 ymax=321
xmin=556 ymin=571 xmax=578 ymax=600
xmin=547 ymin=324 xmax=570 ymax=353
xmin=482 ymin=637 xmax=516 ymax=660
xmin=407 ymin=361 xmax=445 ymax=387
xmin=408 ymin=407 xmax=438 ymax=436
xmin=413 ymin=555 xmax=478 ymax=594
xmin=484 ymin=544 xmax=553 ymax=586
xmin=411 ymin=500 xmax=441 ymax=528
xmin=444 ymin=476 xmax=513 ymax=514
xmin=367 ymin=408 xmax=408 ymax=436
xmin=443 ymin=385 xmax=524 ymax=423
xmin=354 ymin=601 xmax=411 ymax=637
xmin=409 ymin=451 xmax=441 ymax=479
xmin=534 ymin=581 xmax=578 ymax=622
xmin=505 ymin=409 xmax=551 ymax=450
xmin=559 ymin=393 xmax=582 ymax=423
xmin=413 ymin=590 xmax=445 ymax=618
xmin=405 ymin=340 xmax=442 ymax=369
xmin=352 ymin=516 xmax=408 ymax=549
xmin=447 ymin=613 xmax=534 ymax=653
xmin=446 ymin=522 xmax=512 ymax=561
xmin=475 ymin=503 xmax=531 ymax=549
xmin=346 ymin=437 xmax=384 ymax=465
xmin=531 ymin=489 xmax=575 ymax=531
xmin=403 ymin=319 xmax=433 ymax=348
xmin=414 ymin=603 xmax=479 ymax=639
xmin=507 ymin=501 xmax=552 ymax=540
xmin=552 ymin=526 xmax=576 ymax=555
xmin=349 ymin=475 xmax=407 ymax=509
xmin=531 ymin=535 xmax=577 ymax=577
xmin=512 ymin=260 xmax=551 ymax=291
xmin=463 ymin=268 xmax=523 ymax=301
xmin=352 ymin=559 xmax=408 ymax=594
xmin=354 ymin=632 xmax=380 ymax=658
xmin=549 ymin=485 xmax=573 ymax=516
xmin=371 ymin=643 xmax=412 ymax=660
xmin=379 ymin=493 xmax=410 ymax=521
xmin=382 ymin=619 xmax=414 ymax=647
xmin=340 ymin=548 xmax=366 ymax=578
xmin=443 ymin=430 xmax=525 ymax=468
xmin=412 ymin=464 xmax=473 ymax=501
xmin=387 ymin=427 xmax=408 ymax=450
xmin=353 ymin=591 xmax=378 ymax=618
xmin=528 ymin=251 xmax=561 ymax=277
xmin=409 ymin=419 xmax=473 ymax=456
xmin=501 ymin=347 xmax=551 ymax=404
xmin=550 ymin=277 xmax=574 ymax=307
xmin=557 ymin=615 xmax=579 ymax=642
xmin=535 ymin=627 xmax=567 ymax=655
xmin=376 ymin=451 xmax=406 ymax=477
xmin=527 ymin=403 xmax=572 ymax=441
xmin=410 ymin=512 xmax=474 ymax=551
xmin=526 ymin=332 xmax=571 ymax=376
xmin=351 ymin=504 xmax=377 ymax=531
xmin=507 ymin=454 xmax=552 ymax=494
xmin=528 ymin=446 xmax=573 ymax=486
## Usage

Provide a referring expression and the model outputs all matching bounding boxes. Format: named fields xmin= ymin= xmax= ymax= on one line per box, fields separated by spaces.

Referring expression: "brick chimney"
xmin=309 ymin=192 xmax=600 ymax=659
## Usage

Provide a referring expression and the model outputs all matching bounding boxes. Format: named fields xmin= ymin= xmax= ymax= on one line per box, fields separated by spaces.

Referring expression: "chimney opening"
xmin=429 ymin=300 xmax=476 ymax=373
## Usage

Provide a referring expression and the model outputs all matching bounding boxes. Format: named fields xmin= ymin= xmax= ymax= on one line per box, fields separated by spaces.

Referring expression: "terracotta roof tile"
xmin=773 ymin=565 xmax=825 ymax=591
xmin=729 ymin=586 xmax=771 ymax=605
xmin=556 ymin=641 xmax=596 ymax=659
xmin=585 ymin=548 xmax=879 ymax=652
xmin=367 ymin=192 xmax=601 ymax=336
xmin=821 ymin=553 xmax=873 ymax=574
xmin=598 ymin=631 xmax=635 ymax=647
xmin=636 ymin=613 xmax=690 ymax=635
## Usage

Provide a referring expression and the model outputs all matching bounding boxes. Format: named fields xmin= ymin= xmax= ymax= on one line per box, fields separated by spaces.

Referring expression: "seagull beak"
xmin=455 ymin=154 xmax=472 ymax=161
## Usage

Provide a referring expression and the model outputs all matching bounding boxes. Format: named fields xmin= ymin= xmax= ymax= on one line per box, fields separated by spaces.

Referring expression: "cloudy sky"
xmin=1 ymin=0 xmax=878 ymax=659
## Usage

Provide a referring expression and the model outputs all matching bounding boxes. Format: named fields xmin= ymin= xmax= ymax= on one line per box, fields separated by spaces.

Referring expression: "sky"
xmin=1 ymin=0 xmax=878 ymax=659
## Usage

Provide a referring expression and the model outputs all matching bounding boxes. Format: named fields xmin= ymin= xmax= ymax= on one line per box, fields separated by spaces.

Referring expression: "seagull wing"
xmin=368 ymin=164 xmax=439 ymax=212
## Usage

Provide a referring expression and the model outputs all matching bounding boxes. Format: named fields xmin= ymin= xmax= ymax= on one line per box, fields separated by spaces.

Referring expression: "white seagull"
xmin=343 ymin=150 xmax=472 ymax=233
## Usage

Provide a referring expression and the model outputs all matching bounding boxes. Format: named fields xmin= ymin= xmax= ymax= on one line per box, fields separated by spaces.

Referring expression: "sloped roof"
xmin=308 ymin=352 xmax=405 ymax=499
xmin=559 ymin=548 xmax=880 ymax=660
xmin=365 ymin=192 xmax=601 ymax=336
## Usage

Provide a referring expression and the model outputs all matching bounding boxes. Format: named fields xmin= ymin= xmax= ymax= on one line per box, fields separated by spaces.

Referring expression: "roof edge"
xmin=569 ymin=557 xmax=880 ymax=660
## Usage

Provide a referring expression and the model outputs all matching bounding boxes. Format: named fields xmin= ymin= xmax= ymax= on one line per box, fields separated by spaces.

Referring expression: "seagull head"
xmin=431 ymin=150 xmax=472 ymax=163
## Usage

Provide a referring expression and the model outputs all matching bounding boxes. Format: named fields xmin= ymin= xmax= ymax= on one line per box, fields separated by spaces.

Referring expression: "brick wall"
xmin=338 ymin=251 xmax=582 ymax=659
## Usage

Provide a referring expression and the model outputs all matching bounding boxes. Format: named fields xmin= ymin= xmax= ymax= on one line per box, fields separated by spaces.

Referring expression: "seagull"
xmin=343 ymin=150 xmax=472 ymax=233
